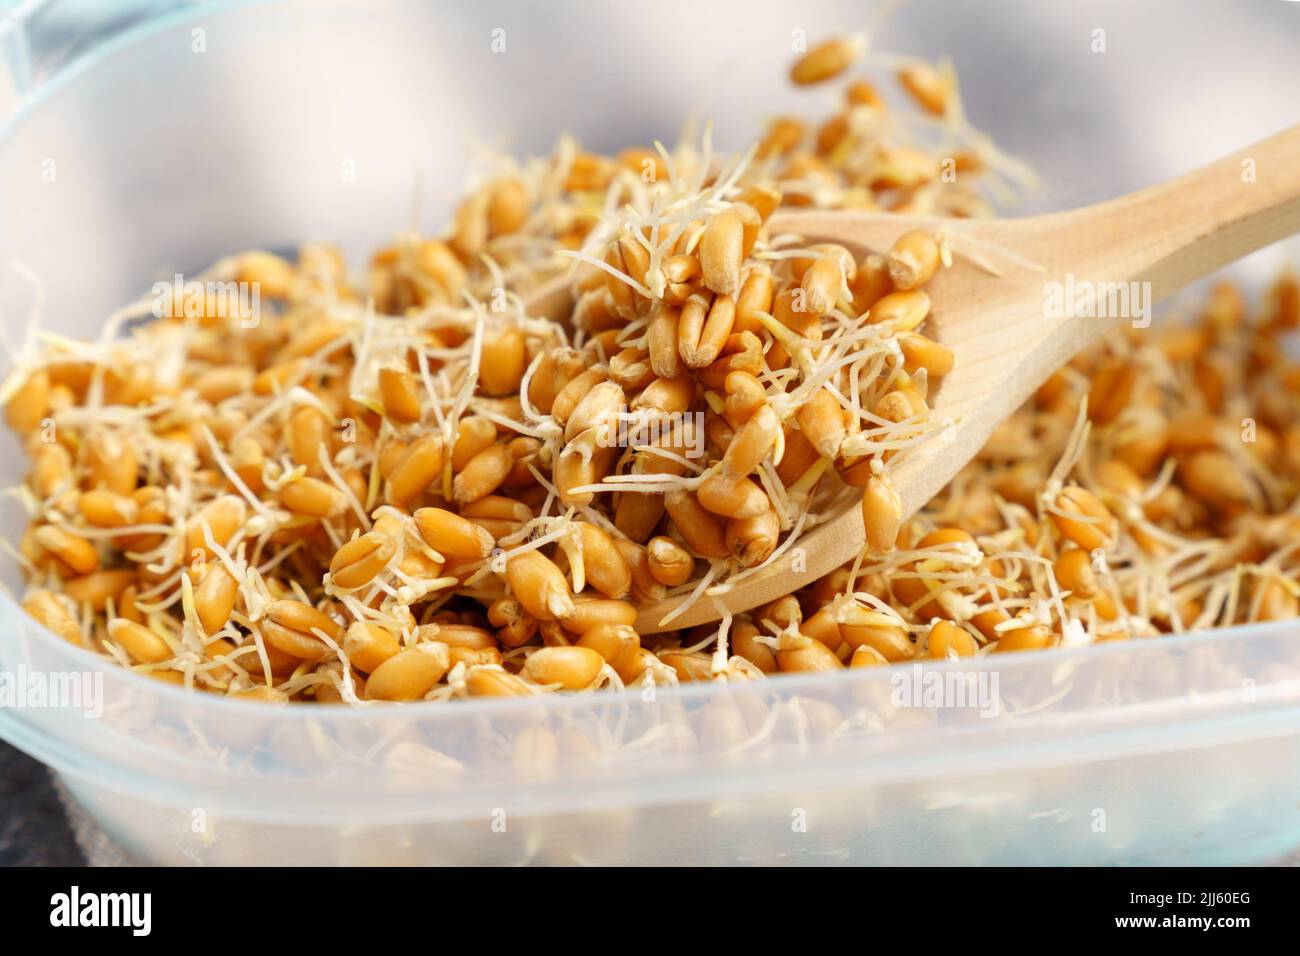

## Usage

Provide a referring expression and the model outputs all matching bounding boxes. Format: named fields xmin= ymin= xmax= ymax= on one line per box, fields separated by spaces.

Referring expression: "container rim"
xmin=4 ymin=584 xmax=1299 ymax=721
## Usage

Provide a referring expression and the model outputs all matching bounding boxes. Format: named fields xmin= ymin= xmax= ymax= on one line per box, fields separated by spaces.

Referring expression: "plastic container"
xmin=1 ymin=0 xmax=1299 ymax=865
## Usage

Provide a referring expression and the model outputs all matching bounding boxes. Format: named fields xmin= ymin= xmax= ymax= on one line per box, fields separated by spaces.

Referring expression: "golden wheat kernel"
xmin=452 ymin=443 xmax=514 ymax=504
xmin=1049 ymin=486 xmax=1117 ymax=550
xmin=262 ymin=599 xmax=342 ymax=660
xmin=506 ymin=548 xmax=575 ymax=621
xmin=698 ymin=471 xmax=770 ymax=520
xmin=1182 ymin=449 xmax=1252 ymax=509
xmin=465 ymin=666 xmax=534 ymax=698
xmin=448 ymin=416 xmax=496 ymax=472
xmin=84 ymin=430 xmax=138 ymax=495
xmin=448 ymin=646 xmax=502 ymax=669
xmin=193 ymin=562 xmax=240 ymax=635
xmin=733 ymin=270 xmax=774 ymax=337
xmin=29 ymin=442 xmax=72 ymax=499
xmin=22 ymin=590 xmax=82 ymax=644
xmin=726 ymin=508 xmax=780 ymax=567
xmin=186 ymin=495 xmax=247 ymax=559
xmin=33 ymin=526 xmax=99 ymax=574
xmin=700 ymin=208 xmax=744 ymax=296
xmin=728 ymin=621 xmax=774 ymax=673
xmin=652 ymin=650 xmax=706 ymax=682
xmin=107 ymin=618 xmax=173 ymax=664
xmin=801 ymin=255 xmax=844 ymax=314
xmin=61 ymin=569 xmax=135 ymax=613
xmin=236 ymin=250 xmax=296 ymax=299
xmin=797 ymin=387 xmax=847 ymax=459
xmin=289 ymin=405 xmax=330 ymax=473
xmin=867 ymin=289 xmax=931 ymax=331
xmin=888 ymin=230 xmax=941 ymax=291
xmin=560 ymin=597 xmax=638 ymax=634
xmin=79 ymin=489 xmax=139 ymax=528
xmin=563 ymin=380 xmax=626 ymax=444
xmin=899 ymin=63 xmax=953 ymax=116
xmin=487 ymin=596 xmax=537 ymax=648
xmin=5 ymin=369 xmax=50 ymax=433
xmin=777 ymin=637 xmax=844 ymax=672
xmin=721 ymin=371 xmax=765 ymax=427
xmin=607 ymin=347 xmax=654 ymax=391
xmin=633 ymin=374 xmax=696 ymax=417
xmin=792 ymin=606 xmax=836 ymax=645
xmin=253 ymin=359 xmax=303 ymax=396
xmin=147 ymin=670 xmax=190 ymax=690
xmin=535 ymin=616 xmax=572 ymax=647
xmin=480 ymin=327 xmax=528 ymax=396
xmin=487 ymin=596 xmax=526 ymax=630
xmin=554 ymin=431 xmax=604 ymax=508
xmin=720 ymin=403 xmax=780 ymax=478
xmin=378 ymin=365 xmax=422 ymax=423
xmin=927 ymin=620 xmax=978 ymax=659
xmin=679 ymin=294 xmax=737 ymax=369
xmin=459 ymin=495 xmax=533 ymax=523
xmin=790 ymin=36 xmax=860 ymax=85
xmin=524 ymin=645 xmax=605 ymax=690
xmin=574 ymin=522 xmax=632 ymax=599
xmin=874 ymin=387 xmax=928 ymax=423
xmin=281 ymin=476 xmax=347 ymax=518
xmin=850 ymin=645 xmax=891 ymax=668
xmin=366 ymin=643 xmax=451 ymax=701
xmin=1053 ymin=547 xmax=1097 ymax=599
xmin=664 ymin=491 xmax=730 ymax=559
xmin=897 ymin=332 xmax=954 ymax=378
xmin=665 ymin=252 xmax=707 ymax=286
xmin=1254 ymin=575 xmax=1298 ymax=621
xmin=847 ymin=255 xmax=892 ymax=315
xmin=232 ymin=685 xmax=291 ymax=704
xmin=576 ymin=622 xmax=639 ymax=668
xmin=994 ymin=623 xmax=1054 ymax=653
xmin=386 ymin=433 xmax=444 ymax=506
xmin=614 ymin=538 xmax=668 ymax=603
xmin=412 ymin=507 xmax=493 ymax=558
xmin=839 ymin=615 xmax=913 ymax=663
xmin=487 ymin=177 xmax=529 ymax=236
xmin=606 ymin=647 xmax=652 ymax=685
xmin=861 ymin=475 xmax=903 ymax=552
xmin=551 ymin=368 xmax=608 ymax=424
xmin=414 ymin=623 xmax=494 ymax=652
xmin=330 ymin=530 xmax=397 ymax=588
xmin=646 ymin=535 xmax=693 ymax=587
xmin=755 ymin=117 xmax=804 ymax=158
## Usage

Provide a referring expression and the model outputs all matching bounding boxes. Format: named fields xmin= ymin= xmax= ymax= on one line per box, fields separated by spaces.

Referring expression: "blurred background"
xmin=1 ymin=0 xmax=1298 ymax=334
xmin=0 ymin=0 xmax=1296 ymax=865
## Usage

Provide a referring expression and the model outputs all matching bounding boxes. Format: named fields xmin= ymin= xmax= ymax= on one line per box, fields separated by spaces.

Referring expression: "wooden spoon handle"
xmin=1038 ymin=124 xmax=1300 ymax=296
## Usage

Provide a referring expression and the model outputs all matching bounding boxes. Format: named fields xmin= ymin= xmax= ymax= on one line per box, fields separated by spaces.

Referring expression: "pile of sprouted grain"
xmin=9 ymin=37 xmax=1282 ymax=706
xmin=800 ymin=274 xmax=1300 ymax=669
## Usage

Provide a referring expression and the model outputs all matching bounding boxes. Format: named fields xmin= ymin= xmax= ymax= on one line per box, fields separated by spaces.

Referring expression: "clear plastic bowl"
xmin=1 ymin=0 xmax=1299 ymax=865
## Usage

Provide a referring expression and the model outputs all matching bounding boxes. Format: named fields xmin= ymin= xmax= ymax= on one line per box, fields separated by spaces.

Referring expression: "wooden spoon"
xmin=525 ymin=125 xmax=1300 ymax=633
